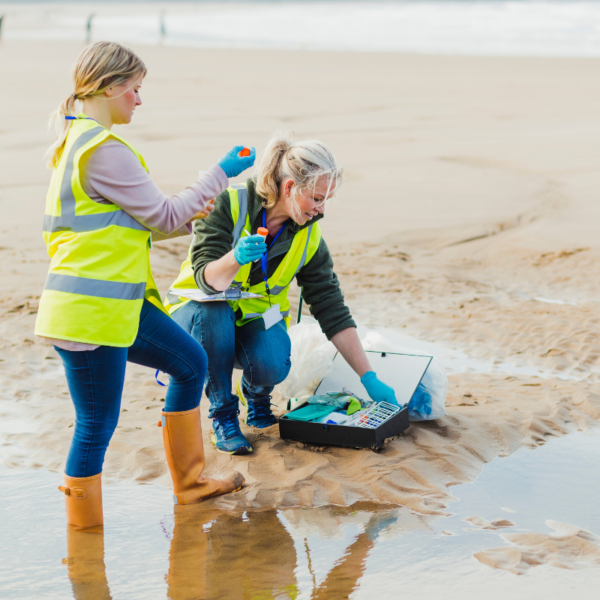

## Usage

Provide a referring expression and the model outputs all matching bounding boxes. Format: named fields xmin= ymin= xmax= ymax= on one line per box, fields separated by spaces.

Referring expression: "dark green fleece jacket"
xmin=191 ymin=178 xmax=355 ymax=340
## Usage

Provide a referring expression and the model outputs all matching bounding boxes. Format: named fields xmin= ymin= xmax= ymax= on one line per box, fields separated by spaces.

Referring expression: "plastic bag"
xmin=277 ymin=316 xmax=337 ymax=404
xmin=361 ymin=332 xmax=447 ymax=421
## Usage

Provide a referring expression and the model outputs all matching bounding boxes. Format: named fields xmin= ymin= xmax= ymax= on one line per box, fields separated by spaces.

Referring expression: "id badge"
xmin=262 ymin=303 xmax=283 ymax=330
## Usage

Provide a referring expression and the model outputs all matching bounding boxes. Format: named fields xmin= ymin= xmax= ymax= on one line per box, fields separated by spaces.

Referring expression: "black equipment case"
xmin=278 ymin=351 xmax=431 ymax=451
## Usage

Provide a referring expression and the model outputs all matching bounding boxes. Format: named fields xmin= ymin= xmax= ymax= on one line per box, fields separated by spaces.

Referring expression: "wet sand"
xmin=1 ymin=39 xmax=600 ymax=546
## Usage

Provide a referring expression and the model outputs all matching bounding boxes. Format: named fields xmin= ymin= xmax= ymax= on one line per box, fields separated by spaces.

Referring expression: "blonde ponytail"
xmin=46 ymin=41 xmax=147 ymax=168
xmin=46 ymin=94 xmax=78 ymax=169
xmin=256 ymin=133 xmax=292 ymax=209
xmin=256 ymin=131 xmax=344 ymax=209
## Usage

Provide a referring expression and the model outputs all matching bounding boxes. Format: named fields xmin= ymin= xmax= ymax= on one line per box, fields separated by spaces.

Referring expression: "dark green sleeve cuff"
xmin=195 ymin=264 xmax=221 ymax=295
xmin=322 ymin=320 xmax=357 ymax=341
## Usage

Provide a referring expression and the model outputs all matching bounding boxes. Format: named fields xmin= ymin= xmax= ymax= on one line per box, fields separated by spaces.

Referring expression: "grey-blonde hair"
xmin=46 ymin=41 xmax=147 ymax=168
xmin=256 ymin=132 xmax=344 ymax=210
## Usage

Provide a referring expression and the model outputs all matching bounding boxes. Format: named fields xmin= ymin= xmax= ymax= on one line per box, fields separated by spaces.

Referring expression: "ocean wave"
xmin=3 ymin=1 xmax=600 ymax=56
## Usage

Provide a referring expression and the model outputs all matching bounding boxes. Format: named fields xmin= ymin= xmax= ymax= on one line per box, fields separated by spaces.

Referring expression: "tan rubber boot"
xmin=58 ymin=473 xmax=103 ymax=530
xmin=159 ymin=407 xmax=244 ymax=505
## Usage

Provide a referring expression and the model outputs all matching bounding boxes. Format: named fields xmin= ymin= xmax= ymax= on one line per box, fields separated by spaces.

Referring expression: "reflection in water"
xmin=309 ymin=510 xmax=397 ymax=600
xmin=62 ymin=503 xmax=402 ymax=600
xmin=168 ymin=506 xmax=298 ymax=599
xmin=166 ymin=505 xmax=211 ymax=600
xmin=64 ymin=526 xmax=112 ymax=600
xmin=166 ymin=504 xmax=401 ymax=599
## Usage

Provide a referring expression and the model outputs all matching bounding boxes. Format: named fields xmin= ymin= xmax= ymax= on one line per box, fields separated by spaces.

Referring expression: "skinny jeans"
xmin=172 ymin=301 xmax=291 ymax=419
xmin=56 ymin=300 xmax=208 ymax=478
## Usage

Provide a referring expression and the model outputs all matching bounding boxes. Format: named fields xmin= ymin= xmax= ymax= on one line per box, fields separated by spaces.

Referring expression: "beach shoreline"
xmin=5 ymin=1 xmax=600 ymax=58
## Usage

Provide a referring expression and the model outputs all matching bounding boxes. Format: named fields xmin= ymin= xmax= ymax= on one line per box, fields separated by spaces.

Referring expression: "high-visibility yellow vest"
xmin=165 ymin=183 xmax=322 ymax=328
xmin=35 ymin=115 xmax=166 ymax=347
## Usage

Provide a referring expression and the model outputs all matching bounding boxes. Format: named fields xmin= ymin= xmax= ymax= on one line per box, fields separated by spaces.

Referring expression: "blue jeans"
xmin=56 ymin=300 xmax=208 ymax=478
xmin=172 ymin=301 xmax=291 ymax=419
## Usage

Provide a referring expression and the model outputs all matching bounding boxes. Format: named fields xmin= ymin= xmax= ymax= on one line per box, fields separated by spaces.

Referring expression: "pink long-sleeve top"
xmin=46 ymin=139 xmax=228 ymax=351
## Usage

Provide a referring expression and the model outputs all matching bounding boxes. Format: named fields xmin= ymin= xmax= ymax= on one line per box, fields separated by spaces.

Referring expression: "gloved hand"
xmin=234 ymin=234 xmax=267 ymax=266
xmin=408 ymin=381 xmax=433 ymax=419
xmin=217 ymin=145 xmax=256 ymax=178
xmin=360 ymin=371 xmax=398 ymax=405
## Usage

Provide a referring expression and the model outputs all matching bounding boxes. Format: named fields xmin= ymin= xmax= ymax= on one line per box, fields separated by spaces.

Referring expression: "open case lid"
xmin=314 ymin=350 xmax=432 ymax=406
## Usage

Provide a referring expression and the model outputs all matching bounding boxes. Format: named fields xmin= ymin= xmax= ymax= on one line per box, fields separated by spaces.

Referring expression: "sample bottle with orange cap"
xmin=239 ymin=147 xmax=251 ymax=157
xmin=244 ymin=227 xmax=269 ymax=263
xmin=254 ymin=227 xmax=269 ymax=262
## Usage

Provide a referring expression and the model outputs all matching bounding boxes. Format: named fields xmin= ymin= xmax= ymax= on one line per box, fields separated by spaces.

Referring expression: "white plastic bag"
xmin=361 ymin=332 xmax=447 ymax=421
xmin=277 ymin=316 xmax=337 ymax=404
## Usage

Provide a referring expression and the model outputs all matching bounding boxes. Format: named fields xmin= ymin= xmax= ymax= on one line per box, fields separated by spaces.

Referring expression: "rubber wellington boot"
xmin=159 ymin=407 xmax=245 ymax=505
xmin=58 ymin=473 xmax=103 ymax=530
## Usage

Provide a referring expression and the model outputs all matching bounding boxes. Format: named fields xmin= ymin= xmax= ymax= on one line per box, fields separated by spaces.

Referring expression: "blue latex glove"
xmin=360 ymin=371 xmax=398 ymax=405
xmin=408 ymin=381 xmax=433 ymax=420
xmin=217 ymin=145 xmax=256 ymax=178
xmin=234 ymin=234 xmax=267 ymax=266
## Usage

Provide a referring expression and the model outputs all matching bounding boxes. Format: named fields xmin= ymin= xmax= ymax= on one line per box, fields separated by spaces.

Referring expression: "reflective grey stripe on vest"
xmin=230 ymin=184 xmax=248 ymax=248
xmin=241 ymin=309 xmax=290 ymax=322
xmin=268 ymin=224 xmax=313 ymax=295
xmin=45 ymin=273 xmax=146 ymax=301
xmin=43 ymin=126 xmax=149 ymax=234
xmin=43 ymin=210 xmax=149 ymax=234
xmin=243 ymin=312 xmax=263 ymax=320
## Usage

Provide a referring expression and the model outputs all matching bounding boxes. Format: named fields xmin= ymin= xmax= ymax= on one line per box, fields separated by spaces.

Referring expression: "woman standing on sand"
xmin=35 ymin=41 xmax=251 ymax=529
xmin=166 ymin=133 xmax=398 ymax=455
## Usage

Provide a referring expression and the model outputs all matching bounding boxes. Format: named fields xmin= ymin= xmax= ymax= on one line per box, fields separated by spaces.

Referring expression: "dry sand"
xmin=2 ymin=41 xmax=600 ymax=542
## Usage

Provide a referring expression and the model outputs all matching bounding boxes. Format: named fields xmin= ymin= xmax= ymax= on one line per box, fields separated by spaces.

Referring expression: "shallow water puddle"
xmin=449 ymin=430 xmax=600 ymax=533
xmin=2 ymin=432 xmax=599 ymax=599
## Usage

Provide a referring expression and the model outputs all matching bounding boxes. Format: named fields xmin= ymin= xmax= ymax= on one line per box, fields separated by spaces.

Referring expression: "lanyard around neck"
xmin=65 ymin=116 xmax=97 ymax=121
xmin=260 ymin=209 xmax=289 ymax=299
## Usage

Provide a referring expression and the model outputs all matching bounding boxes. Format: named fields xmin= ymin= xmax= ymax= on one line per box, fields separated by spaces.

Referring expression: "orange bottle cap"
xmin=239 ymin=147 xmax=251 ymax=157
xmin=257 ymin=227 xmax=269 ymax=236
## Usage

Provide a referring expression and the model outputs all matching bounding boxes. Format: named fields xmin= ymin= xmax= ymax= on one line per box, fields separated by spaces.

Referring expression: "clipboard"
xmin=170 ymin=287 xmax=262 ymax=303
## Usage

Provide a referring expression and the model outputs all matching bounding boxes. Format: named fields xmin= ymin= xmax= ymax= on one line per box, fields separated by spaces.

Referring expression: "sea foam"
xmin=3 ymin=1 xmax=600 ymax=56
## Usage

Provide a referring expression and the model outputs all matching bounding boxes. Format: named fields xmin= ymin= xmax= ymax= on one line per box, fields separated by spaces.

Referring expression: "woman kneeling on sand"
xmin=166 ymin=133 xmax=397 ymax=455
xmin=35 ymin=41 xmax=252 ymax=529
